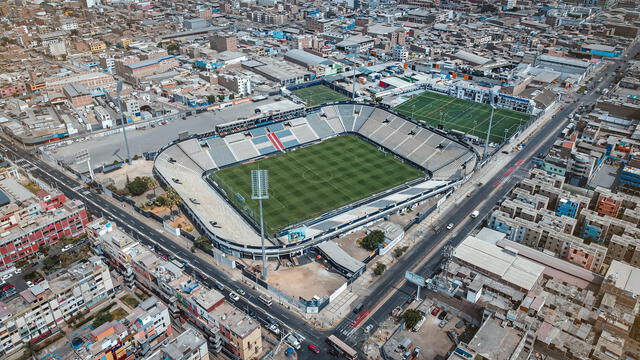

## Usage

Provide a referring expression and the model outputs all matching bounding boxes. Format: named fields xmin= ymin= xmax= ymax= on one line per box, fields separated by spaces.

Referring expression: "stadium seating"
xmin=307 ymin=113 xmax=337 ymax=138
xmin=204 ymin=104 xmax=475 ymax=180
xmin=207 ymin=137 xmax=238 ymax=167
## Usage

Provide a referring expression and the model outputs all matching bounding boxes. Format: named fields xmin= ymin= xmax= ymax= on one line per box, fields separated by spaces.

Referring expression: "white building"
xmin=59 ymin=20 xmax=79 ymax=31
xmin=94 ymin=106 xmax=112 ymax=128
xmin=122 ymin=98 xmax=140 ymax=116
xmin=48 ymin=41 xmax=67 ymax=57
xmin=0 ymin=257 xmax=115 ymax=358
xmin=393 ymin=45 xmax=408 ymax=61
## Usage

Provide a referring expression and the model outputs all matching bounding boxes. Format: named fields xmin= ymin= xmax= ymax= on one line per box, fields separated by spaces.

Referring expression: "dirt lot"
xmin=336 ymin=229 xmax=372 ymax=261
xmin=267 ymin=260 xmax=345 ymax=300
xmin=169 ymin=215 xmax=195 ymax=232
xmin=95 ymin=159 xmax=154 ymax=188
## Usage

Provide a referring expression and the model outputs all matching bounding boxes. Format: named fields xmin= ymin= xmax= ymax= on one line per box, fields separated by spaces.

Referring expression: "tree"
xmin=229 ymin=93 xmax=235 ymax=100
xmin=126 ymin=176 xmax=150 ymax=196
xmin=480 ymin=4 xmax=498 ymax=13
xmin=403 ymin=309 xmax=423 ymax=329
xmin=166 ymin=43 xmax=179 ymax=54
xmin=393 ymin=246 xmax=408 ymax=258
xmin=164 ymin=188 xmax=182 ymax=220
xmin=373 ymin=262 xmax=386 ymax=276
xmin=217 ymin=94 xmax=225 ymax=102
xmin=359 ymin=230 xmax=385 ymax=251
xmin=207 ymin=95 xmax=216 ymax=104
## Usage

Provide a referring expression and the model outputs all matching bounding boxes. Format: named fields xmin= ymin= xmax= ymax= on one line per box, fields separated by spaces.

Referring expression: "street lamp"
xmin=251 ymin=169 xmax=269 ymax=281
xmin=115 ymin=80 xmax=132 ymax=164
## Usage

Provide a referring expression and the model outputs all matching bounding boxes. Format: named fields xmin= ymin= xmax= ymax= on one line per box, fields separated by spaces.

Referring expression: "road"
xmin=1 ymin=43 xmax=637 ymax=360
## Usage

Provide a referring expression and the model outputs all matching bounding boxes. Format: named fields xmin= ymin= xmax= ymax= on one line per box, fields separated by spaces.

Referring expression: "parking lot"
xmin=383 ymin=299 xmax=477 ymax=360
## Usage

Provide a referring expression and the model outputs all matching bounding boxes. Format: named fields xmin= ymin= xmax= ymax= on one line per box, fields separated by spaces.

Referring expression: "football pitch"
xmin=395 ymin=91 xmax=532 ymax=143
xmin=211 ymin=135 xmax=423 ymax=235
xmin=293 ymin=85 xmax=350 ymax=106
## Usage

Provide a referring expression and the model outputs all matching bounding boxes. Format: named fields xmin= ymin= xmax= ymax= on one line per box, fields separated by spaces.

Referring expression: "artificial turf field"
xmin=212 ymin=135 xmax=423 ymax=235
xmin=292 ymin=85 xmax=350 ymax=106
xmin=395 ymin=91 xmax=532 ymax=143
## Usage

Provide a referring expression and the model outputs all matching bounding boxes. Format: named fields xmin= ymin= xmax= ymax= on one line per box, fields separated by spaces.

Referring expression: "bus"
xmin=259 ymin=294 xmax=273 ymax=306
xmin=326 ymin=335 xmax=358 ymax=360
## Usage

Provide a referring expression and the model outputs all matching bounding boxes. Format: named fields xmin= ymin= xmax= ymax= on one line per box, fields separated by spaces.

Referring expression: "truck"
xmin=471 ymin=210 xmax=479 ymax=218
xmin=285 ymin=333 xmax=301 ymax=349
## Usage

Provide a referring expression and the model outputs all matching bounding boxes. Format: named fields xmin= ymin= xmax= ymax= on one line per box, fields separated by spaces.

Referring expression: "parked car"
xmin=455 ymin=320 xmax=465 ymax=329
xmin=364 ymin=324 xmax=374 ymax=334
xmin=308 ymin=344 xmax=320 ymax=354
xmin=26 ymin=281 xmax=33 ymax=288
xmin=446 ymin=223 xmax=454 ymax=230
xmin=431 ymin=307 xmax=441 ymax=316
xmin=236 ymin=288 xmax=246 ymax=296
xmin=61 ymin=244 xmax=74 ymax=252
xmin=228 ymin=292 xmax=240 ymax=302
xmin=438 ymin=320 xmax=448 ymax=328
xmin=438 ymin=311 xmax=448 ymax=320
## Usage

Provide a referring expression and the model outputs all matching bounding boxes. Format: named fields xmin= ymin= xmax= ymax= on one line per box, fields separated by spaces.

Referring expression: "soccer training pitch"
xmin=292 ymin=85 xmax=350 ymax=106
xmin=211 ymin=135 xmax=423 ymax=235
xmin=395 ymin=91 xmax=532 ymax=144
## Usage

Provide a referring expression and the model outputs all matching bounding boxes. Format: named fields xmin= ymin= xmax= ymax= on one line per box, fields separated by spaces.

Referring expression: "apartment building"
xmin=210 ymin=34 xmax=237 ymax=52
xmin=89 ymin=296 xmax=172 ymax=359
xmin=218 ymin=74 xmax=252 ymax=96
xmin=0 ymin=257 xmax=115 ymax=358
xmin=89 ymin=221 xmax=263 ymax=359
xmin=0 ymin=177 xmax=89 ymax=269
xmin=144 ymin=328 xmax=209 ymax=360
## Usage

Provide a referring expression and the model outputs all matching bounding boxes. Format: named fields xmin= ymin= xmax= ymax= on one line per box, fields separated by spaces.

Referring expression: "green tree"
xmin=229 ymin=93 xmax=235 ymax=100
xmin=373 ymin=262 xmax=386 ymax=276
xmin=207 ymin=95 xmax=216 ymax=103
xmin=403 ymin=309 xmax=423 ymax=329
xmin=165 ymin=188 xmax=182 ymax=220
xmin=359 ymin=230 xmax=385 ymax=251
xmin=92 ymin=311 xmax=114 ymax=328
xmin=166 ymin=43 xmax=179 ymax=54
xmin=217 ymin=94 xmax=225 ymax=102
xmin=126 ymin=176 xmax=150 ymax=196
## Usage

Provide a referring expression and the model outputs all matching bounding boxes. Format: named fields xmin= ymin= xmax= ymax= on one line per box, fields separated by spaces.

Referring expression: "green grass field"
xmin=292 ymin=85 xmax=350 ymax=106
xmin=212 ymin=135 xmax=423 ymax=235
xmin=395 ymin=91 xmax=532 ymax=143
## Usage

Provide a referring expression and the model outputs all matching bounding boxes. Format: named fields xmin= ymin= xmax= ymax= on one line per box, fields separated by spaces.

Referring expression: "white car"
xmin=26 ymin=281 xmax=33 ymax=288
xmin=364 ymin=324 xmax=374 ymax=334
xmin=61 ymin=244 xmax=74 ymax=252
xmin=446 ymin=223 xmax=454 ymax=230
xmin=1 ymin=274 xmax=11 ymax=281
xmin=228 ymin=292 xmax=240 ymax=302
xmin=13 ymin=268 xmax=21 ymax=274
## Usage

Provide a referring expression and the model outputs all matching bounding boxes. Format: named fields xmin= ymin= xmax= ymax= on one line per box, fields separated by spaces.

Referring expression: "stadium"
xmin=154 ymin=102 xmax=478 ymax=259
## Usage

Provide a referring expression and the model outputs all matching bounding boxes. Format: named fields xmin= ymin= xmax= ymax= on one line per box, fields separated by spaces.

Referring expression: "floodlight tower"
xmin=484 ymin=92 xmax=497 ymax=160
xmin=115 ymin=80 xmax=132 ymax=164
xmin=251 ymin=169 xmax=269 ymax=281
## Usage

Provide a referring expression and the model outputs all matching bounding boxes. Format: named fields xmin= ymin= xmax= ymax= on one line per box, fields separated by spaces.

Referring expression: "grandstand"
xmin=154 ymin=103 xmax=477 ymax=258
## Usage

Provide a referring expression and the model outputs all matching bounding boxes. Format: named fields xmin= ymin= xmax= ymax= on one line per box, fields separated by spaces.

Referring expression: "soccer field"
xmin=292 ymin=85 xmax=350 ymax=106
xmin=395 ymin=91 xmax=532 ymax=143
xmin=212 ymin=135 xmax=423 ymax=235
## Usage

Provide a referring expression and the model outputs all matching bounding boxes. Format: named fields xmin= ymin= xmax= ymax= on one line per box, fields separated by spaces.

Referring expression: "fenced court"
xmin=292 ymin=85 xmax=350 ymax=106
xmin=211 ymin=135 xmax=423 ymax=235
xmin=395 ymin=91 xmax=532 ymax=143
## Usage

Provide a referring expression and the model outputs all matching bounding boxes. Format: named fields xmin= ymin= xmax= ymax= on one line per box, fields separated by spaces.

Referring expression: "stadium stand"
xmin=307 ymin=113 xmax=338 ymax=138
xmin=337 ymin=104 xmax=356 ymax=131
xmin=178 ymin=139 xmax=216 ymax=171
xmin=353 ymin=105 xmax=374 ymax=131
xmin=290 ymin=119 xmax=320 ymax=144
xmin=229 ymin=138 xmax=260 ymax=160
xmin=207 ymin=137 xmax=237 ymax=167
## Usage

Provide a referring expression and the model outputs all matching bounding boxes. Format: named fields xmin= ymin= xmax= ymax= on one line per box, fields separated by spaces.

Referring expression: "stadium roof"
xmin=317 ymin=241 xmax=365 ymax=276
xmin=452 ymin=50 xmax=491 ymax=65
xmin=285 ymin=49 xmax=334 ymax=66
xmin=128 ymin=55 xmax=175 ymax=70
xmin=454 ymin=235 xmax=544 ymax=291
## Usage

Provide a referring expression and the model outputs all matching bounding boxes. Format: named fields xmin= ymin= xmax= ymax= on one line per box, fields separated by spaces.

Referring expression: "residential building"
xmin=210 ymin=34 xmax=237 ymax=52
xmin=0 ymin=257 xmax=115 ymax=358
xmin=63 ymin=84 xmax=92 ymax=107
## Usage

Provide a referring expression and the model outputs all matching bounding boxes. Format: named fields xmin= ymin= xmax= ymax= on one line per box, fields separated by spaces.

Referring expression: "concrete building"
xmin=218 ymin=74 xmax=252 ymax=96
xmin=94 ymin=106 xmax=112 ymax=128
xmin=144 ymin=328 xmax=209 ymax=360
xmin=63 ymin=84 xmax=93 ymax=107
xmin=392 ymin=45 xmax=408 ymax=61
xmin=0 ymin=257 xmax=115 ymax=358
xmin=210 ymin=34 xmax=237 ymax=52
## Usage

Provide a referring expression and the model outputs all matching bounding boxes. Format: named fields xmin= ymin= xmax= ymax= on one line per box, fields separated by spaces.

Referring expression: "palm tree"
xmin=164 ymin=188 xmax=182 ymax=220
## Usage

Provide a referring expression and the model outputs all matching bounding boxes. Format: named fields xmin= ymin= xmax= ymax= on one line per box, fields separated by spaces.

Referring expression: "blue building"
xmin=556 ymin=198 xmax=579 ymax=218
xmin=579 ymin=44 xmax=622 ymax=58
xmin=582 ymin=221 xmax=603 ymax=242
xmin=619 ymin=165 xmax=640 ymax=192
